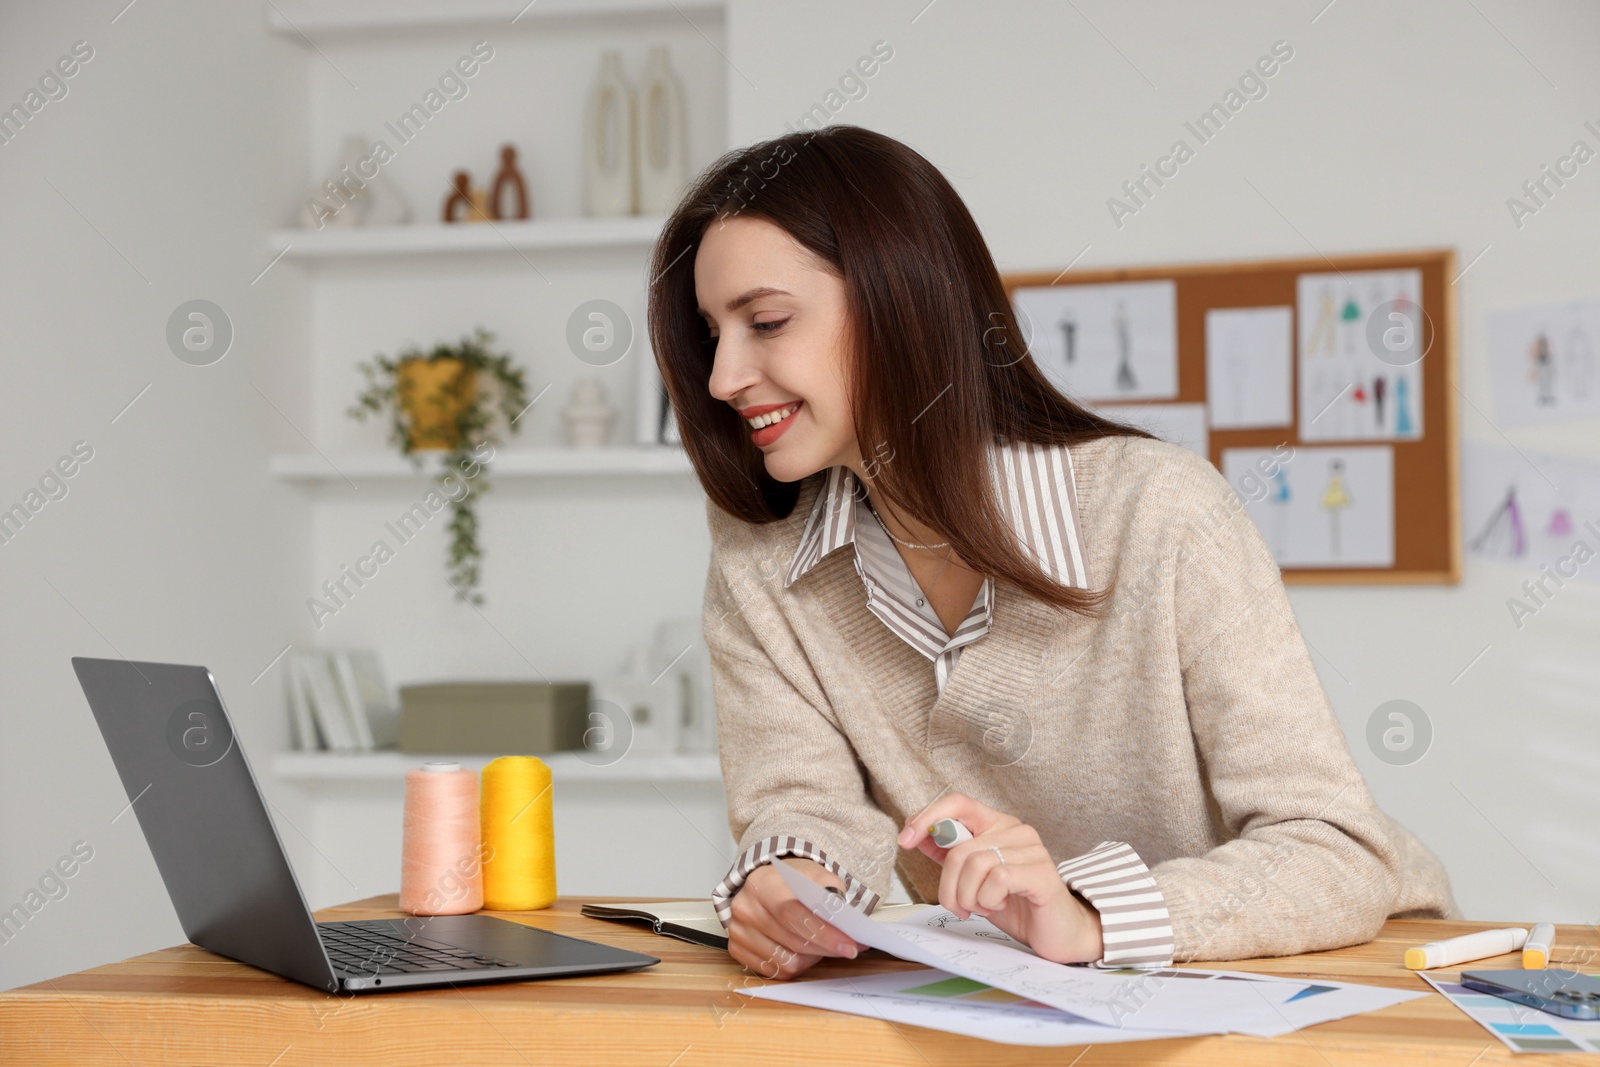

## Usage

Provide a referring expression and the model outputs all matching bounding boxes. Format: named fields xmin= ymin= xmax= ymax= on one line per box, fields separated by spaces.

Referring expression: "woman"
xmin=647 ymin=125 xmax=1457 ymax=980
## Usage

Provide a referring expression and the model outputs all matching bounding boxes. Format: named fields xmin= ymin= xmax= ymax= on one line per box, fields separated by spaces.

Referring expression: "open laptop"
xmin=72 ymin=656 xmax=659 ymax=993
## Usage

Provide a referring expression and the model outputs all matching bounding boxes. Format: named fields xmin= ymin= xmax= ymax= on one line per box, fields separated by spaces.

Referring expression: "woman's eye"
xmin=752 ymin=318 xmax=788 ymax=334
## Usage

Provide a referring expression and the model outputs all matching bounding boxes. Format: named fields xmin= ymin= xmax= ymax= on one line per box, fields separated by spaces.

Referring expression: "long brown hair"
xmin=647 ymin=125 xmax=1152 ymax=614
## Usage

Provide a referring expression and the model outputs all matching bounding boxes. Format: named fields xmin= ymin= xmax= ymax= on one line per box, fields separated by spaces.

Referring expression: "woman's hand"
xmin=727 ymin=858 xmax=863 ymax=980
xmin=899 ymin=793 xmax=1103 ymax=965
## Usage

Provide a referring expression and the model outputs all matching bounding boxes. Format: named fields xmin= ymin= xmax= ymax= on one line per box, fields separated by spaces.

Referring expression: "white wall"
xmin=4 ymin=0 xmax=1598 ymax=995
xmin=726 ymin=0 xmax=1600 ymax=923
xmin=0 ymin=1 xmax=311 ymax=990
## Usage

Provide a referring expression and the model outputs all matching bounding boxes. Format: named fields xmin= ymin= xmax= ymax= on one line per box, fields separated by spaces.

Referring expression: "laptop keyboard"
xmin=318 ymin=920 xmax=520 ymax=976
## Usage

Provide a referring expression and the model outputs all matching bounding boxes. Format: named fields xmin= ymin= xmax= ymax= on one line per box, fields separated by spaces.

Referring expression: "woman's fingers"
xmin=729 ymin=893 xmax=829 ymax=978
xmin=942 ymin=830 xmax=1052 ymax=917
xmin=730 ymin=922 xmax=821 ymax=979
xmin=768 ymin=896 xmax=859 ymax=958
xmin=732 ymin=870 xmax=864 ymax=979
xmin=899 ymin=791 xmax=1017 ymax=850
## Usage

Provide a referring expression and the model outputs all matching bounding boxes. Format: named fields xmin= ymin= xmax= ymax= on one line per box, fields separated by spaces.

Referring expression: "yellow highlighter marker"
xmin=1523 ymin=923 xmax=1555 ymax=969
xmin=1404 ymin=927 xmax=1528 ymax=970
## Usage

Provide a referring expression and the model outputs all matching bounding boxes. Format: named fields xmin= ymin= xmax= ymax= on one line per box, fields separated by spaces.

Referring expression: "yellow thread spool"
xmin=480 ymin=756 xmax=557 ymax=910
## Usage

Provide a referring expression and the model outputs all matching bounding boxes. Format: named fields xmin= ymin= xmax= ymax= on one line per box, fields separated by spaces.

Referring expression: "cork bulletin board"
xmin=1002 ymin=249 xmax=1460 ymax=584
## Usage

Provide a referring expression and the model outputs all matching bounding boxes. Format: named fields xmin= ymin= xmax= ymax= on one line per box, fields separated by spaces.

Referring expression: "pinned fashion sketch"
xmin=1057 ymin=307 xmax=1077 ymax=364
xmin=1205 ymin=306 xmax=1292 ymax=429
xmin=1321 ymin=459 xmax=1352 ymax=558
xmin=1223 ymin=446 xmax=1395 ymax=568
xmin=1296 ymin=270 xmax=1424 ymax=442
xmin=1462 ymin=443 xmax=1600 ymax=583
xmin=1467 ymin=483 xmax=1526 ymax=558
xmin=1112 ymin=299 xmax=1137 ymax=392
xmin=1266 ymin=465 xmax=1291 ymax=559
xmin=1485 ymin=298 xmax=1600 ymax=426
xmin=1010 ymin=280 xmax=1177 ymax=402
xmin=1529 ymin=331 xmax=1556 ymax=406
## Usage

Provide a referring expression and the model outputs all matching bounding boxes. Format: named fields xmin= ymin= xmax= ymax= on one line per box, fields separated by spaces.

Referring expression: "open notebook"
xmin=581 ymin=899 xmax=932 ymax=951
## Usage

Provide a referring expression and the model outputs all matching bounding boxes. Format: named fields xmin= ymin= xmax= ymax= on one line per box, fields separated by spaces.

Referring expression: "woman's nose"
xmin=707 ymin=337 xmax=760 ymax=404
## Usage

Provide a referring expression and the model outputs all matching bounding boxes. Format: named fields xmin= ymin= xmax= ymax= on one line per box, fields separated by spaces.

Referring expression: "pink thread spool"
xmin=398 ymin=761 xmax=484 ymax=915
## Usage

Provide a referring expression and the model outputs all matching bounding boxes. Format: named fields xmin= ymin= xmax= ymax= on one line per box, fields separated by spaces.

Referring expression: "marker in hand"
xmin=928 ymin=817 xmax=974 ymax=848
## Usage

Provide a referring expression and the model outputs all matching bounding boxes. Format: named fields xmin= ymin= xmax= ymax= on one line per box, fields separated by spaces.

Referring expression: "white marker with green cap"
xmin=928 ymin=817 xmax=974 ymax=848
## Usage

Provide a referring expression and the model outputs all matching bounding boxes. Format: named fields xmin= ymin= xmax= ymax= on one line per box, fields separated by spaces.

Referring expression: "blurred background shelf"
xmin=271 ymin=749 xmax=722 ymax=784
xmin=270 ymin=217 xmax=667 ymax=260
xmin=269 ymin=447 xmax=695 ymax=483
xmin=265 ymin=0 xmax=722 ymax=37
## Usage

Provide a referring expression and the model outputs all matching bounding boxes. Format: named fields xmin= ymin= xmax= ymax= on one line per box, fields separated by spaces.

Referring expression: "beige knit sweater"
xmin=703 ymin=434 xmax=1459 ymax=961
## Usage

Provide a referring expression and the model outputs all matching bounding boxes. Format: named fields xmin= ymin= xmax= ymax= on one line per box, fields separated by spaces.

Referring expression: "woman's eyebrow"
xmin=695 ymin=286 xmax=794 ymax=319
xmin=725 ymin=286 xmax=792 ymax=312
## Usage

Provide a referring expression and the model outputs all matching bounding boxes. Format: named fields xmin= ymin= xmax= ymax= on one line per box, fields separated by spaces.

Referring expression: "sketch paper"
xmin=1486 ymin=298 xmax=1600 ymax=427
xmin=1297 ymin=270 xmax=1424 ymax=442
xmin=744 ymin=963 xmax=1427 ymax=1046
xmin=774 ymin=862 xmax=1284 ymax=1034
xmin=745 ymin=967 xmax=1203 ymax=1046
xmin=1462 ymin=442 xmax=1600 ymax=579
xmin=1206 ymin=306 xmax=1292 ymax=429
xmin=877 ymin=904 xmax=1028 ymax=947
xmin=1092 ymin=402 xmax=1209 ymax=458
xmin=1013 ymin=280 xmax=1178 ymax=402
xmin=1422 ymin=972 xmax=1600 ymax=1055
xmin=1222 ymin=446 xmax=1395 ymax=567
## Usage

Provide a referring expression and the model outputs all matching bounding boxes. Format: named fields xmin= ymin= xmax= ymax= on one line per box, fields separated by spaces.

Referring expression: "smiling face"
xmin=695 ymin=215 xmax=860 ymax=483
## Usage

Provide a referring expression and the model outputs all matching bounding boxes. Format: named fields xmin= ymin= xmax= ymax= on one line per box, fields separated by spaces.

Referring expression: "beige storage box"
xmin=398 ymin=682 xmax=590 ymax=754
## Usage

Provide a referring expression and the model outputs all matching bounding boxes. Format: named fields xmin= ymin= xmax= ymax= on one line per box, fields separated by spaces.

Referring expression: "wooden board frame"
xmin=1003 ymin=248 xmax=1461 ymax=585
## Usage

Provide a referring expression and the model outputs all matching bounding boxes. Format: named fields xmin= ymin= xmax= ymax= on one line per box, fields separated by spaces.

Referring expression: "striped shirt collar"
xmin=785 ymin=440 xmax=1092 ymax=591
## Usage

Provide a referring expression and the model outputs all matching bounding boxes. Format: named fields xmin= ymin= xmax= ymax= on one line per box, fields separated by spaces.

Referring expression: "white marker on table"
xmin=1404 ymin=927 xmax=1528 ymax=970
xmin=1523 ymin=923 xmax=1556 ymax=969
xmin=928 ymin=817 xmax=974 ymax=848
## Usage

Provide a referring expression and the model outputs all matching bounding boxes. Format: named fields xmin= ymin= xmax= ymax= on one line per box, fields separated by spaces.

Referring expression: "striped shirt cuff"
xmin=1057 ymin=841 xmax=1175 ymax=968
xmin=711 ymin=835 xmax=882 ymax=929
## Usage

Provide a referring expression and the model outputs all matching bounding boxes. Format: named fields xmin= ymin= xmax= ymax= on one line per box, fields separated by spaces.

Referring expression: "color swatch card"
xmin=1422 ymin=973 xmax=1600 ymax=1055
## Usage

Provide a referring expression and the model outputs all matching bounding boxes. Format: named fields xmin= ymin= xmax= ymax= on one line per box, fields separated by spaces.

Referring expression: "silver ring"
xmin=990 ymin=845 xmax=1005 ymax=865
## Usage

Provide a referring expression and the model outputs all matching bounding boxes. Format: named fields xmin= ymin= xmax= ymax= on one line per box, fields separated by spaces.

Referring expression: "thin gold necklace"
xmin=868 ymin=503 xmax=951 ymax=551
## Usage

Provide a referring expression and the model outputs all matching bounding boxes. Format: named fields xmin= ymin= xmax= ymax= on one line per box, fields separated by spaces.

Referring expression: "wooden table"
xmin=2 ymin=898 xmax=1596 ymax=1066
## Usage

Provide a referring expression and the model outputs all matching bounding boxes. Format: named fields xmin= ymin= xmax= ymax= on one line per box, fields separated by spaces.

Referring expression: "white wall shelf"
xmin=266 ymin=0 xmax=722 ymax=38
xmin=271 ymin=749 xmax=722 ymax=784
xmin=270 ymin=447 xmax=695 ymax=484
xmin=271 ymin=217 xmax=666 ymax=261
xmin=254 ymin=0 xmax=732 ymax=908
